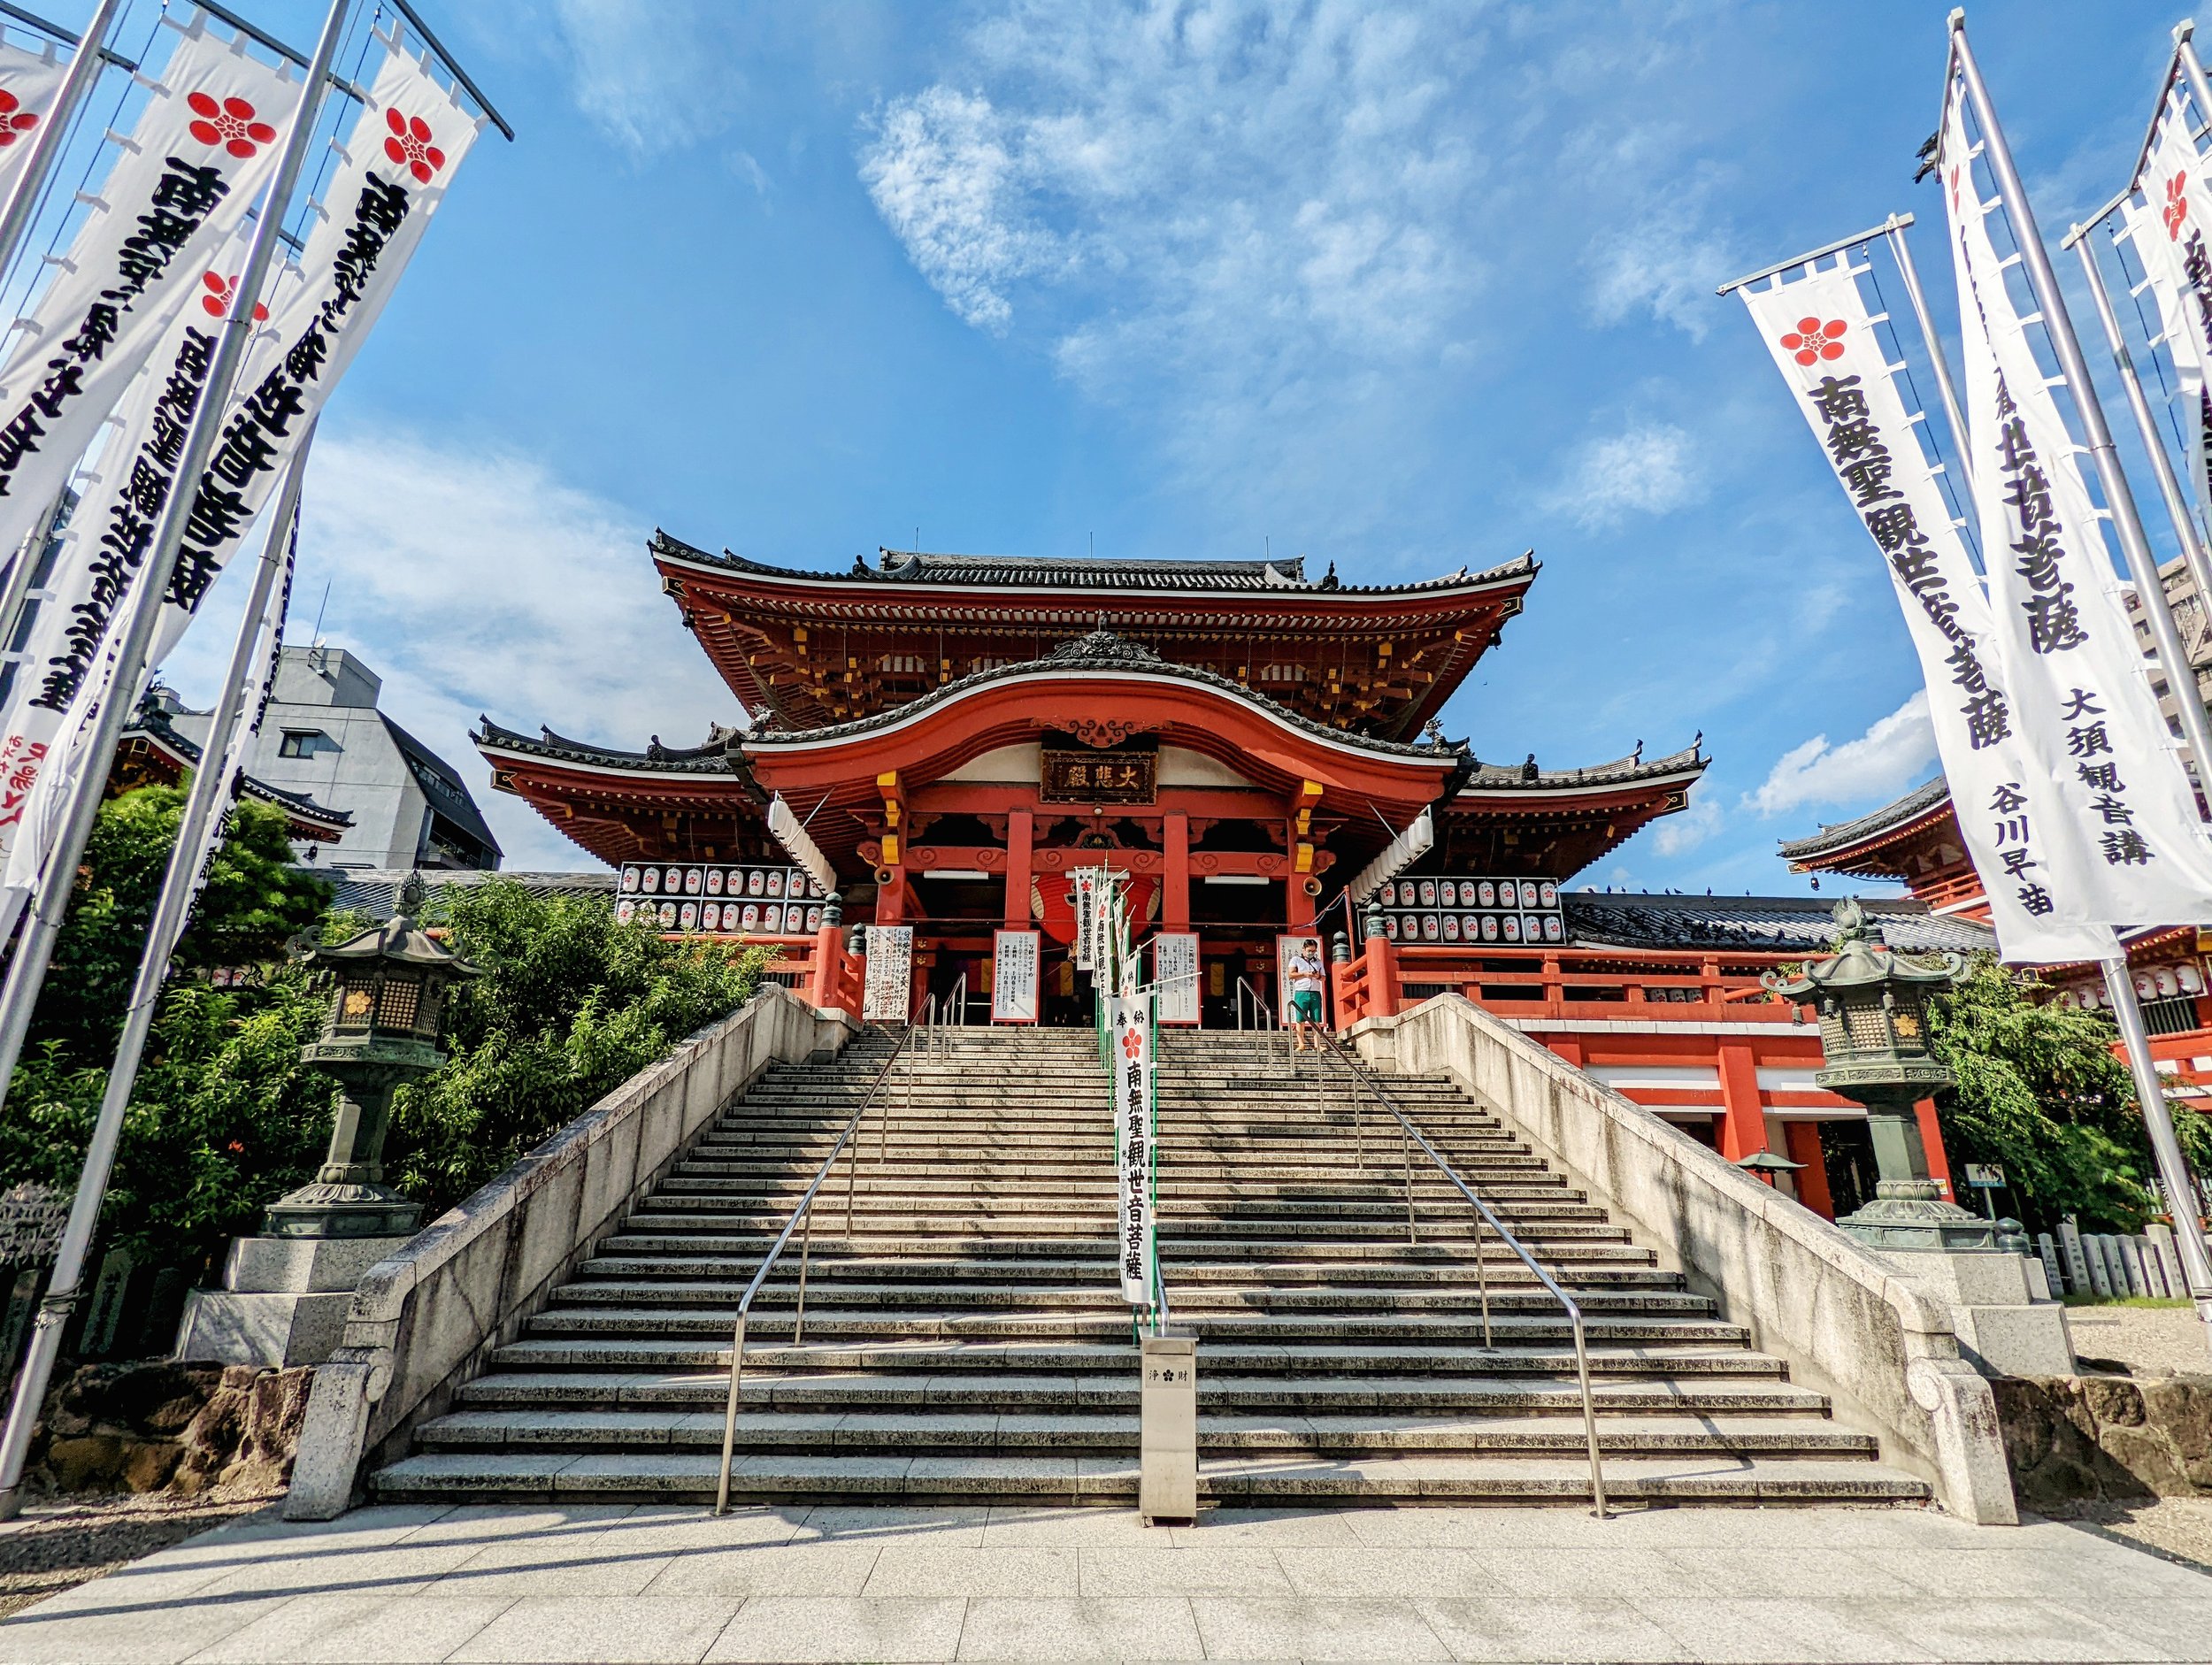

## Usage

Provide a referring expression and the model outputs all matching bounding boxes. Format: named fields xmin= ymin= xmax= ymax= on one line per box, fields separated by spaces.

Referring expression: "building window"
xmin=279 ymin=729 xmax=338 ymax=759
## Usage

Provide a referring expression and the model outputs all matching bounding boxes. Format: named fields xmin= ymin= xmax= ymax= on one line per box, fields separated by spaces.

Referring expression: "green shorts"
xmin=1290 ymin=989 xmax=1325 ymax=1022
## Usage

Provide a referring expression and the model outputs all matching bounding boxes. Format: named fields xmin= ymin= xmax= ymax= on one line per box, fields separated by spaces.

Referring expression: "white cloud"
xmin=1649 ymin=786 xmax=1721 ymax=857
xmin=547 ymin=0 xmax=745 ymax=158
xmin=162 ymin=426 xmax=738 ymax=871
xmin=858 ymin=88 xmax=1048 ymax=333
xmin=850 ymin=5 xmax=1743 ymax=545
xmin=1745 ymin=691 xmax=1937 ymax=818
xmin=1550 ymin=420 xmax=1708 ymax=530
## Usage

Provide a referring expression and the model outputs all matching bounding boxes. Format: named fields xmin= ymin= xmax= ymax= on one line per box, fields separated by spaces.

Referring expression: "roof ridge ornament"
xmin=1048 ymin=627 xmax=1162 ymax=665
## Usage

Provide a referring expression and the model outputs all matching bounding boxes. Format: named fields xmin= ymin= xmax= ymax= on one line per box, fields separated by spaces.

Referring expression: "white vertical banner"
xmin=990 ymin=928 xmax=1038 ymax=1023
xmin=2122 ymin=87 xmax=2212 ymax=523
xmin=1944 ymin=81 xmax=2212 ymax=929
xmin=1108 ymin=992 xmax=1155 ymax=1305
xmin=0 ymin=16 xmax=296 ymax=560
xmin=0 ymin=35 xmax=485 ymax=902
xmin=0 ymin=36 xmax=67 ymax=196
xmin=1153 ymin=931 xmax=1199 ymax=1025
xmin=862 ymin=925 xmax=912 ymax=1022
xmin=1739 ymin=258 xmax=2109 ymax=961
xmin=1071 ymin=870 xmax=1095 ymax=970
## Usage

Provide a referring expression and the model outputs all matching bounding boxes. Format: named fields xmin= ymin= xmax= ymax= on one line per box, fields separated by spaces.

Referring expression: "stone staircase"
xmin=373 ymin=1024 xmax=1931 ymax=1508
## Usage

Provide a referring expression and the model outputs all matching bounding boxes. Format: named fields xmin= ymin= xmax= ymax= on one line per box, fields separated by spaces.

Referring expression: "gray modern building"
xmin=164 ymin=645 xmax=500 ymax=871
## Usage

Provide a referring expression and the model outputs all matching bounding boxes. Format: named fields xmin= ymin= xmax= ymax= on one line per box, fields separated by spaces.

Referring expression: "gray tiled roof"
xmin=318 ymin=867 xmax=618 ymax=920
xmin=1563 ymin=890 xmax=1994 ymax=955
xmin=1777 ymin=777 xmax=1952 ymax=862
xmin=1457 ymin=743 xmax=1706 ymax=793
xmin=475 ymin=719 xmax=740 ymax=775
xmin=125 ymin=702 xmax=352 ymax=832
xmin=652 ymin=531 xmax=1539 ymax=598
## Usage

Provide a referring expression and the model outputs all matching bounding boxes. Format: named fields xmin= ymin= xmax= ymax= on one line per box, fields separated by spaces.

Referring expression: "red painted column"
xmin=1549 ymin=1037 xmax=1585 ymax=1069
xmin=1164 ymin=811 xmax=1190 ymax=932
xmin=1366 ymin=931 xmax=1402 ymax=1020
xmin=1716 ymin=1042 xmax=1768 ymax=1162
xmin=1914 ymin=1095 xmax=1955 ymax=1202
xmin=1004 ymin=809 xmax=1033 ymax=931
xmin=1785 ymin=1121 xmax=1835 ymax=1219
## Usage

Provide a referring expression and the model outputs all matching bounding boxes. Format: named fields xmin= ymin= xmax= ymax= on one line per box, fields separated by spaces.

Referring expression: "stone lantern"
xmin=177 ymin=873 xmax=478 ymax=1368
xmin=1763 ymin=898 xmax=1991 ymax=1251
xmin=262 ymin=871 xmax=480 ymax=1239
xmin=1764 ymin=899 xmax=2075 ymax=1376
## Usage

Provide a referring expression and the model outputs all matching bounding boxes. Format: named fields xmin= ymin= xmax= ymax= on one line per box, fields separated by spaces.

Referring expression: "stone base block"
xmin=1884 ymin=1248 xmax=2077 ymax=1378
xmin=224 ymin=1234 xmax=405 ymax=1295
xmin=174 ymin=1291 xmax=354 ymax=1369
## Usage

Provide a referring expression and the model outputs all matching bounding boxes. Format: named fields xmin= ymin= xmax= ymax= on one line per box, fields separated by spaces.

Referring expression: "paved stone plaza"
xmin=0 ymin=1501 xmax=2206 ymax=1663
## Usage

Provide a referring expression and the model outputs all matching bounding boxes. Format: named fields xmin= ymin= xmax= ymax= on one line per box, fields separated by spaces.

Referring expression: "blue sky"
xmin=52 ymin=0 xmax=2204 ymax=882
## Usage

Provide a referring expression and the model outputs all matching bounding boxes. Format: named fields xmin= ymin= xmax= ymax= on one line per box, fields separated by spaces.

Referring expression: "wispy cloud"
xmin=164 ymin=426 xmax=737 ymax=871
xmin=1744 ymin=691 xmax=1936 ymax=818
xmin=1549 ymin=420 xmax=1709 ymax=530
xmin=546 ymin=0 xmax=747 ymax=158
xmin=1649 ymin=786 xmax=1722 ymax=857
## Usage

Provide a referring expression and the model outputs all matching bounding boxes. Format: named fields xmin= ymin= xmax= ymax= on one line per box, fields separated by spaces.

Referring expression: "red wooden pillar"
xmin=1164 ymin=811 xmax=1190 ymax=932
xmin=1915 ymin=1095 xmax=1955 ymax=1202
xmin=1716 ymin=1042 xmax=1768 ymax=1162
xmin=1785 ymin=1120 xmax=1835 ymax=1219
xmin=1004 ymin=809 xmax=1033 ymax=930
xmin=1365 ymin=930 xmax=1402 ymax=1020
xmin=808 ymin=924 xmax=849 ymax=1012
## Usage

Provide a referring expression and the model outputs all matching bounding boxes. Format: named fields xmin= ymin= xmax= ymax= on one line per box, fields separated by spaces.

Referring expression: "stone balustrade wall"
xmin=285 ymin=985 xmax=856 ymax=1520
xmin=1353 ymin=992 xmax=2017 ymax=1524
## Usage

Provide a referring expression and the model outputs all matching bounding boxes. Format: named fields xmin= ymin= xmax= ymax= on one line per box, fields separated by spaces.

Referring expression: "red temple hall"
xmin=476 ymin=537 xmax=1990 ymax=1218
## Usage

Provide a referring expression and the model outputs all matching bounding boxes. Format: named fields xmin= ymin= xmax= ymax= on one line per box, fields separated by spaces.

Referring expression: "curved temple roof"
xmin=655 ymin=533 xmax=1540 ymax=599
xmin=1777 ymin=777 xmax=1953 ymax=867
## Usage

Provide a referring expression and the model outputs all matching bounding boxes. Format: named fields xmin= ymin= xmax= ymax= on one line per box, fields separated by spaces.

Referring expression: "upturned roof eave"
xmin=650 ymin=529 xmax=1540 ymax=604
xmin=1778 ymin=777 xmax=1955 ymax=865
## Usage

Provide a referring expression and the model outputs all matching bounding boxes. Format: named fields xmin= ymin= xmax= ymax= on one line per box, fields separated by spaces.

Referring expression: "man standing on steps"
xmin=1286 ymin=937 xmax=1326 ymax=1051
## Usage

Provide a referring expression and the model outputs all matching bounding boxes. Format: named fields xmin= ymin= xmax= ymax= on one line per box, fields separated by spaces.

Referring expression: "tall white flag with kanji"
xmin=1740 ymin=257 xmax=2108 ymax=961
xmin=1941 ymin=78 xmax=2212 ymax=931
xmin=0 ymin=35 xmax=66 ymax=196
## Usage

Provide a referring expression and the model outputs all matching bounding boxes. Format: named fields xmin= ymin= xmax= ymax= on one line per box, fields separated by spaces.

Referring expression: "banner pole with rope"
xmin=0 ymin=0 xmax=118 ymax=294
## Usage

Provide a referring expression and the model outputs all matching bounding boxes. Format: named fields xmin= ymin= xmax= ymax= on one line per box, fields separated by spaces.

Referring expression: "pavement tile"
xmin=864 ymin=1545 xmax=1079 ymax=1598
xmin=2051 ymin=1596 xmax=2212 ymax=1661
xmin=1272 ymin=1546 xmax=1502 ymax=1598
xmin=797 ymin=1505 xmax=989 ymax=1545
xmin=448 ymin=1594 xmax=741 ymax=1663
xmin=1463 ymin=1546 xmax=1700 ymax=1600
xmin=703 ymin=1596 xmax=968 ymax=1662
xmin=641 ymin=1541 xmax=882 ymax=1597
xmin=1857 ymin=1546 xmax=2207 ymax=1600
xmin=1079 ymin=1546 xmax=1294 ymax=1597
xmin=580 ymin=1506 xmax=813 ymax=1554
xmin=1167 ymin=1508 xmax=1361 ymax=1546
xmin=1417 ymin=1596 xmax=1692 ymax=1663
xmin=0 ymin=1592 xmax=296 ymax=1665
xmin=1187 ymin=1595 xmax=1453 ymax=1661
xmin=981 ymin=1506 xmax=1155 ymax=1546
xmin=1649 ymin=1546 xmax=1925 ymax=1600
xmin=1861 ymin=1597 xmax=2179 ymax=1663
xmin=189 ymin=1531 xmax=491 ymax=1600
xmin=1629 ymin=1597 xmax=1938 ymax=1663
xmin=184 ymin=1592 xmax=516 ymax=1663
xmin=955 ymin=1597 xmax=1202 ymax=1661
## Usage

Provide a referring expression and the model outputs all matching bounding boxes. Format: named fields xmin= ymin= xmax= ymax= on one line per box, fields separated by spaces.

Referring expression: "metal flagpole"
xmin=0 ymin=0 xmax=349 ymax=1207
xmin=1951 ymin=12 xmax=2212 ymax=806
xmin=0 ymin=0 xmax=119 ymax=291
xmin=2068 ymin=226 xmax=2212 ymax=674
xmin=0 ymin=492 xmax=64 ymax=697
xmin=1955 ymin=12 xmax=2212 ymax=1347
xmin=1882 ymin=218 xmax=1976 ymax=495
xmin=0 ymin=432 xmax=309 ymax=1519
xmin=2103 ymin=954 xmax=2212 ymax=1327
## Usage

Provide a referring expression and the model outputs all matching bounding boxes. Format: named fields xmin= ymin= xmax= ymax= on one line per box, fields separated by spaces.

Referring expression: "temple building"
xmin=473 ymin=536 xmax=1987 ymax=1218
xmin=1784 ymin=776 xmax=2212 ymax=1111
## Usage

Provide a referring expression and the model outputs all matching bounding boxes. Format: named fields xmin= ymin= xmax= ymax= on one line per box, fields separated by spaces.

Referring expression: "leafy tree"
xmin=385 ymin=877 xmax=772 ymax=1217
xmin=1926 ymin=954 xmax=2211 ymax=1232
xmin=29 ymin=786 xmax=331 ymax=1063
xmin=0 ymin=786 xmax=337 ymax=1271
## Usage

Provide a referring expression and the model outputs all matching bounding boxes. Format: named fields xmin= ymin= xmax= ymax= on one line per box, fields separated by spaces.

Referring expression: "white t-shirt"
xmin=1289 ymin=954 xmax=1325 ymax=994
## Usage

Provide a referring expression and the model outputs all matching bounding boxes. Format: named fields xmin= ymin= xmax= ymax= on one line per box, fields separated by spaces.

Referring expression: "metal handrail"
xmin=942 ymin=973 xmax=969 ymax=1042
xmin=714 ymin=1022 xmax=921 ymax=1514
xmin=1310 ymin=1029 xmax=1608 ymax=1516
xmin=1234 ymin=975 xmax=1272 ymax=1031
